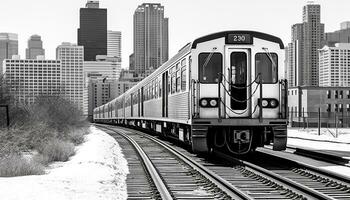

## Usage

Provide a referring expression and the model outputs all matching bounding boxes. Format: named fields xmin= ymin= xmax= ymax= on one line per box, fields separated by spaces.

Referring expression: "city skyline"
xmin=1 ymin=0 xmax=350 ymax=68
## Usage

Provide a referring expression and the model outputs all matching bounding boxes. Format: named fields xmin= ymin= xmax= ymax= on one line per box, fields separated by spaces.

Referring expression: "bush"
xmin=66 ymin=127 xmax=89 ymax=145
xmin=39 ymin=139 xmax=75 ymax=164
xmin=0 ymin=154 xmax=44 ymax=177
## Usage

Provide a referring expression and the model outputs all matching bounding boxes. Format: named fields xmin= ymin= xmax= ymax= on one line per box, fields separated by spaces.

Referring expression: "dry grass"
xmin=0 ymin=95 xmax=89 ymax=177
xmin=68 ymin=127 xmax=89 ymax=145
xmin=39 ymin=139 xmax=75 ymax=164
xmin=0 ymin=155 xmax=44 ymax=177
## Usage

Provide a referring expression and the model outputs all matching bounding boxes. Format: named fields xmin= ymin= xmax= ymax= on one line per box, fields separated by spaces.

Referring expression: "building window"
xmin=327 ymin=90 xmax=331 ymax=99
xmin=347 ymin=104 xmax=350 ymax=112
xmin=339 ymin=104 xmax=343 ymax=112
xmin=340 ymin=90 xmax=343 ymax=99
xmin=335 ymin=104 xmax=338 ymax=112
xmin=335 ymin=90 xmax=338 ymax=99
xmin=327 ymin=104 xmax=331 ymax=112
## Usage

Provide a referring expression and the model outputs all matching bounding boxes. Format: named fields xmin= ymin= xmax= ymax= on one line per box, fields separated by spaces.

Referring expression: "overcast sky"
xmin=1 ymin=0 xmax=349 ymax=68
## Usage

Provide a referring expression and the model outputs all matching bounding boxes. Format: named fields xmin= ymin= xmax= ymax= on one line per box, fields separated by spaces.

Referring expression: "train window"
xmin=155 ymin=80 xmax=158 ymax=98
xmin=181 ymin=66 xmax=186 ymax=91
xmin=154 ymin=80 xmax=158 ymax=99
xmin=230 ymin=52 xmax=247 ymax=85
xmin=151 ymin=82 xmax=155 ymax=99
xmin=181 ymin=58 xmax=186 ymax=66
xmin=176 ymin=70 xmax=181 ymax=92
xmin=255 ymin=53 xmax=278 ymax=84
xmin=198 ymin=53 xmax=222 ymax=83
xmin=158 ymin=78 xmax=162 ymax=98
xmin=172 ymin=72 xmax=176 ymax=94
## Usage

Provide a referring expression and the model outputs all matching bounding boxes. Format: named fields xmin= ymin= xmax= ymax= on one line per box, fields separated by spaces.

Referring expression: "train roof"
xmin=191 ymin=30 xmax=284 ymax=49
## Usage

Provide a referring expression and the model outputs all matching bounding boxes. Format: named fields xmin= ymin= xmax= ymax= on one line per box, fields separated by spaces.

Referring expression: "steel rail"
xmin=118 ymin=128 xmax=253 ymax=200
xmin=215 ymin=150 xmax=337 ymax=200
xmin=98 ymin=125 xmax=173 ymax=200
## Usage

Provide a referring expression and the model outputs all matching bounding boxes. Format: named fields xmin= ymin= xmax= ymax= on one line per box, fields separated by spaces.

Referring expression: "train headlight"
xmin=269 ymin=99 xmax=278 ymax=108
xmin=200 ymin=99 xmax=208 ymax=107
xmin=261 ymin=100 xmax=269 ymax=107
xmin=210 ymin=99 xmax=218 ymax=107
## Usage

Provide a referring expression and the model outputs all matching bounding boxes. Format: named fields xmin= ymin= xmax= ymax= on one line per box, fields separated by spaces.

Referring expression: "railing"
xmin=288 ymin=110 xmax=350 ymax=128
xmin=280 ymin=79 xmax=288 ymax=119
xmin=218 ymin=73 xmax=262 ymax=120
xmin=191 ymin=79 xmax=200 ymax=118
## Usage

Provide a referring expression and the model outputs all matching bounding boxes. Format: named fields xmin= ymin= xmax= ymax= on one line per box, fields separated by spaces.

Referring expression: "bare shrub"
xmin=0 ymin=154 xmax=44 ymax=177
xmin=32 ymin=96 xmax=86 ymax=132
xmin=39 ymin=139 xmax=75 ymax=163
xmin=66 ymin=127 xmax=90 ymax=145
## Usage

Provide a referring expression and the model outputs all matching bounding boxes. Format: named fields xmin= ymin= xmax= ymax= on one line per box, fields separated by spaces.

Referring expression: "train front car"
xmin=190 ymin=31 xmax=288 ymax=154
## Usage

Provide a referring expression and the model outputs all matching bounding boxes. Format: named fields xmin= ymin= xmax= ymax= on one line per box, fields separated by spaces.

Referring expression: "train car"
xmin=94 ymin=30 xmax=288 ymax=155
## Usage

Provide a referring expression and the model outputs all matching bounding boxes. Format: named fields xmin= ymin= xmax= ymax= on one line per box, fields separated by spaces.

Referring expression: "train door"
xmin=162 ymin=71 xmax=168 ymax=117
xmin=141 ymin=87 xmax=144 ymax=117
xmin=225 ymin=49 xmax=250 ymax=117
xmin=138 ymin=89 xmax=141 ymax=117
xmin=130 ymin=94 xmax=133 ymax=117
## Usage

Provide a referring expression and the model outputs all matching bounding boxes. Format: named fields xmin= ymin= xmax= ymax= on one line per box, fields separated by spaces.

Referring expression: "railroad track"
xmin=96 ymin=124 xmax=350 ymax=199
xmin=97 ymin=124 xmax=248 ymax=200
xmin=239 ymin=151 xmax=350 ymax=200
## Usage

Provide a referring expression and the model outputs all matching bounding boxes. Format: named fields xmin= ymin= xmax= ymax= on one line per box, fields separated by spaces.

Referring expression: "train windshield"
xmin=255 ymin=53 xmax=278 ymax=83
xmin=198 ymin=53 xmax=222 ymax=83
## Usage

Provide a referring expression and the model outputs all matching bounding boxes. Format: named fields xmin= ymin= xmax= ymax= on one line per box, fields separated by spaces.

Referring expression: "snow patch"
xmin=0 ymin=126 xmax=129 ymax=200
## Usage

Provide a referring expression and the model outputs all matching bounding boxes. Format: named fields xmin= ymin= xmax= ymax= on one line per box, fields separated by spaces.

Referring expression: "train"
xmin=94 ymin=30 xmax=288 ymax=155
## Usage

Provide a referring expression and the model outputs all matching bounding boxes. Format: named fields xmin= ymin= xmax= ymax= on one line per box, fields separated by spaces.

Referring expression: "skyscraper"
xmin=26 ymin=35 xmax=45 ymax=59
xmin=78 ymin=1 xmax=107 ymax=61
xmin=56 ymin=43 xmax=84 ymax=111
xmin=302 ymin=3 xmax=324 ymax=86
xmin=0 ymin=33 xmax=18 ymax=74
xmin=83 ymin=56 xmax=122 ymax=116
xmin=133 ymin=3 xmax=168 ymax=77
xmin=287 ymin=3 xmax=324 ymax=86
xmin=325 ymin=22 xmax=350 ymax=47
xmin=107 ymin=30 xmax=121 ymax=60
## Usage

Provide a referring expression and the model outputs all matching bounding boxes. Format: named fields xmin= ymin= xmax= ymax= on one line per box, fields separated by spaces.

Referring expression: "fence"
xmin=289 ymin=109 xmax=350 ymax=128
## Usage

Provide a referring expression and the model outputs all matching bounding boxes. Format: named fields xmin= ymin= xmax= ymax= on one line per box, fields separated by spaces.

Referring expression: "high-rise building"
xmin=129 ymin=53 xmax=135 ymax=72
xmin=3 ymin=57 xmax=61 ymax=104
xmin=287 ymin=24 xmax=304 ymax=87
xmin=302 ymin=3 xmax=324 ymax=86
xmin=325 ymin=22 xmax=350 ymax=47
xmin=78 ymin=1 xmax=107 ymax=61
xmin=107 ymin=30 xmax=121 ymax=60
xmin=56 ymin=43 xmax=84 ymax=111
xmin=287 ymin=3 xmax=324 ymax=87
xmin=133 ymin=3 xmax=168 ymax=77
xmin=0 ymin=33 xmax=18 ymax=74
xmin=83 ymin=56 xmax=122 ymax=115
xmin=319 ymin=43 xmax=350 ymax=87
xmin=26 ymin=35 xmax=45 ymax=59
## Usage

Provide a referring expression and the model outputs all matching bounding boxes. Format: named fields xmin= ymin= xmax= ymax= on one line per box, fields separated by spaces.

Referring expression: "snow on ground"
xmin=288 ymin=128 xmax=350 ymax=152
xmin=287 ymin=127 xmax=350 ymax=178
xmin=0 ymin=126 xmax=129 ymax=200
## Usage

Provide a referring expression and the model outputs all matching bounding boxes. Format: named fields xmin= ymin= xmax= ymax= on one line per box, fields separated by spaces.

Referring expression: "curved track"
xmin=98 ymin=124 xmax=248 ymax=200
xmin=97 ymin=124 xmax=350 ymax=199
